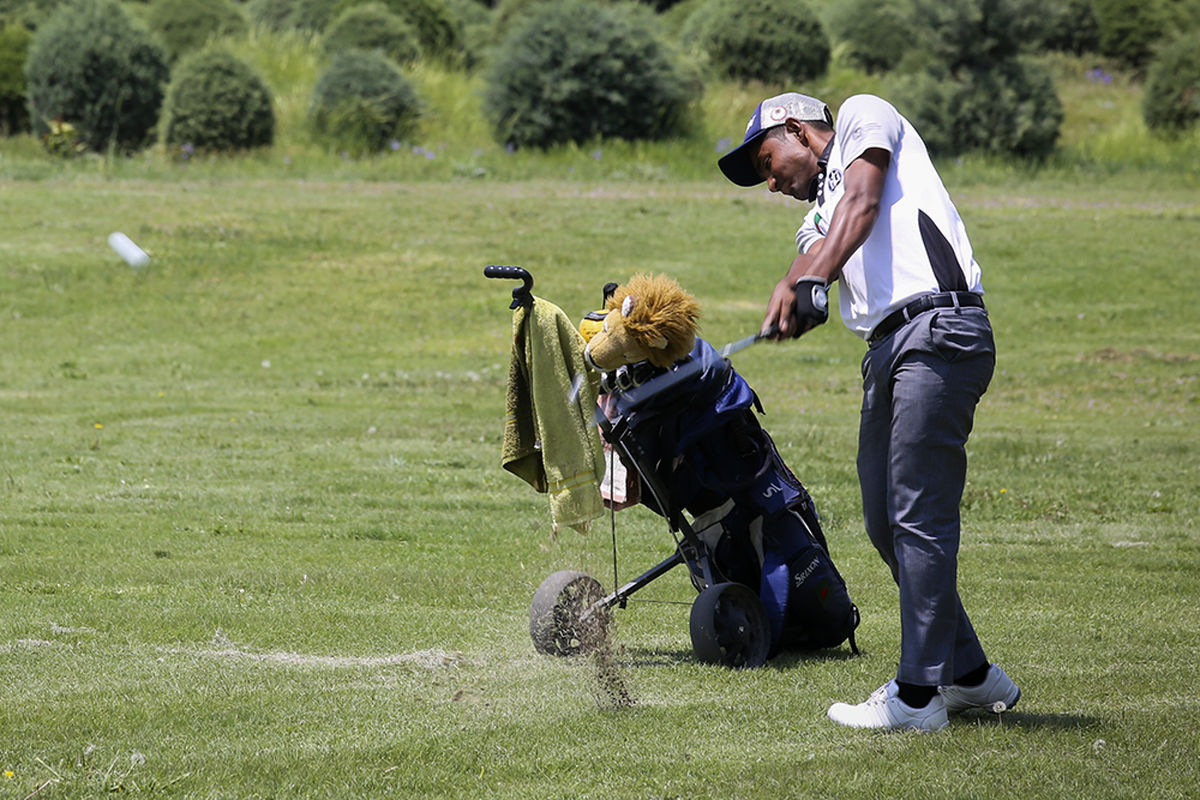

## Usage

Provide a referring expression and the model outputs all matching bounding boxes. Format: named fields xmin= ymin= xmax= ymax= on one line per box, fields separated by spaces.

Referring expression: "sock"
xmin=896 ymin=681 xmax=937 ymax=708
xmin=953 ymin=663 xmax=991 ymax=687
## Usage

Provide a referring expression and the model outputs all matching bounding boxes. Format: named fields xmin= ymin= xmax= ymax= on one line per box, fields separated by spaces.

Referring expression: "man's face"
xmin=753 ymin=124 xmax=820 ymax=202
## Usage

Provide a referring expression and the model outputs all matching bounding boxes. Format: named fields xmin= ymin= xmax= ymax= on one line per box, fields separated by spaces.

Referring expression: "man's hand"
xmin=762 ymin=275 xmax=797 ymax=339
xmin=790 ymin=277 xmax=829 ymax=337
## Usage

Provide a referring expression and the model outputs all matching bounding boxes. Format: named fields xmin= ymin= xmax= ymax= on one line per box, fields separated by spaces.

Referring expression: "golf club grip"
xmin=484 ymin=265 xmax=530 ymax=282
xmin=759 ymin=324 xmax=781 ymax=340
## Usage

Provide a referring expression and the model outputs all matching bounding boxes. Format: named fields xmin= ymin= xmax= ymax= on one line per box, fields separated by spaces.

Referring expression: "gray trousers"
xmin=858 ymin=305 xmax=994 ymax=686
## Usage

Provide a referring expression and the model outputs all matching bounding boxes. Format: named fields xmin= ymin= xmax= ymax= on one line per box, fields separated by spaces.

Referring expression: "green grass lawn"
xmin=0 ymin=170 xmax=1197 ymax=798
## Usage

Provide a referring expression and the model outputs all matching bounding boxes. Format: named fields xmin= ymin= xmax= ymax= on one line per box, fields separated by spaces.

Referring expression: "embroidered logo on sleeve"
xmin=846 ymin=122 xmax=883 ymax=148
xmin=825 ymin=169 xmax=843 ymax=196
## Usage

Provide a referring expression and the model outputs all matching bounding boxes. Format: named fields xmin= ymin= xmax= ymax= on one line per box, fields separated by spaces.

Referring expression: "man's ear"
xmin=785 ymin=117 xmax=806 ymax=146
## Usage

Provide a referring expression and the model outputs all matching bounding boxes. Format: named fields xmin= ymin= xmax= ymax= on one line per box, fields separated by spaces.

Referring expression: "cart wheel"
xmin=689 ymin=582 xmax=770 ymax=668
xmin=530 ymin=570 xmax=609 ymax=656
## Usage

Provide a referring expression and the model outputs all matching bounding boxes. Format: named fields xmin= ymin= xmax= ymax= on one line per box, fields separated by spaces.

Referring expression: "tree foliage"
xmin=688 ymin=0 xmax=830 ymax=83
xmin=23 ymin=0 xmax=168 ymax=152
xmin=886 ymin=0 xmax=1063 ymax=158
xmin=1142 ymin=32 xmax=1200 ymax=132
xmin=163 ymin=49 xmax=275 ymax=151
xmin=332 ymin=0 xmax=462 ymax=62
xmin=310 ymin=48 xmax=422 ymax=154
xmin=1094 ymin=0 xmax=1167 ymax=70
xmin=822 ymin=0 xmax=917 ymax=74
xmin=145 ymin=0 xmax=247 ymax=63
xmin=324 ymin=2 xmax=420 ymax=65
xmin=483 ymin=0 xmax=690 ymax=149
xmin=0 ymin=22 xmax=31 ymax=134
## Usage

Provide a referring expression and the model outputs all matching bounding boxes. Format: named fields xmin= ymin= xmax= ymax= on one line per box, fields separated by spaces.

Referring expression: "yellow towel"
xmin=503 ymin=296 xmax=605 ymax=534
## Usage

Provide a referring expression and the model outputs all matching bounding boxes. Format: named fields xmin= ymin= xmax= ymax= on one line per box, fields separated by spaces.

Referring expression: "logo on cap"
xmin=769 ymin=106 xmax=787 ymax=123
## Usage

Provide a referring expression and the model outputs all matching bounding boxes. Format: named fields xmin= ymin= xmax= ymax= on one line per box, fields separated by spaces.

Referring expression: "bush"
xmin=247 ymin=0 xmax=339 ymax=32
xmin=889 ymin=57 xmax=1063 ymax=158
xmin=246 ymin=0 xmax=296 ymax=31
xmin=163 ymin=50 xmax=275 ymax=151
xmin=1094 ymin=0 xmax=1167 ymax=70
xmin=881 ymin=0 xmax=1062 ymax=159
xmin=24 ymin=0 xmax=168 ymax=153
xmin=822 ymin=0 xmax=916 ymax=73
xmin=0 ymin=0 xmax=70 ymax=29
xmin=324 ymin=3 xmax=420 ymax=64
xmin=483 ymin=1 xmax=690 ymax=149
xmin=1035 ymin=0 xmax=1100 ymax=54
xmin=0 ymin=22 xmax=32 ymax=134
xmin=291 ymin=0 xmax=341 ymax=31
xmin=1142 ymin=32 xmax=1200 ymax=132
xmin=493 ymin=0 xmax=552 ymax=37
xmin=691 ymin=0 xmax=829 ymax=83
xmin=144 ymin=0 xmax=247 ymax=63
xmin=903 ymin=0 xmax=1039 ymax=73
xmin=443 ymin=0 xmax=492 ymax=68
xmin=310 ymin=48 xmax=421 ymax=154
xmin=332 ymin=0 xmax=462 ymax=62
xmin=1162 ymin=0 xmax=1200 ymax=31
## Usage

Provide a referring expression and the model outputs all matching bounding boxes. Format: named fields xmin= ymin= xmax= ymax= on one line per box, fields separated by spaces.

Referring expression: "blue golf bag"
xmin=603 ymin=338 xmax=859 ymax=658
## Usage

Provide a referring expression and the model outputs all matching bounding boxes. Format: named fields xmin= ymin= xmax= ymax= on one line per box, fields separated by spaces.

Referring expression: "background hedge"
xmin=1142 ymin=31 xmax=1200 ymax=132
xmin=483 ymin=1 xmax=690 ymax=149
xmin=309 ymin=48 xmax=422 ymax=155
xmin=0 ymin=22 xmax=31 ymax=134
xmin=690 ymin=0 xmax=830 ymax=84
xmin=23 ymin=0 xmax=168 ymax=153
xmin=163 ymin=49 xmax=275 ymax=151
xmin=323 ymin=3 xmax=421 ymax=65
xmin=145 ymin=0 xmax=247 ymax=63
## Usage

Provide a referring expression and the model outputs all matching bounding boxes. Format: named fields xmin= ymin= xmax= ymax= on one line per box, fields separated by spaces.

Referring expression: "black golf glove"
xmin=791 ymin=277 xmax=829 ymax=337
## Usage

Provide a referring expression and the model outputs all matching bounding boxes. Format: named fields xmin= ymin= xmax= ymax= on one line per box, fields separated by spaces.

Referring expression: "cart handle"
xmin=484 ymin=265 xmax=533 ymax=309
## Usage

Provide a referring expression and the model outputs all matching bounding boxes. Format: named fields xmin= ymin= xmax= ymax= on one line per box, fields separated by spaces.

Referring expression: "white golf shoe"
xmin=827 ymin=680 xmax=949 ymax=732
xmin=939 ymin=664 xmax=1021 ymax=714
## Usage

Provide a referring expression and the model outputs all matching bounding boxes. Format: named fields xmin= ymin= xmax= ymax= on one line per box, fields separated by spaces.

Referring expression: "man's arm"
xmin=762 ymin=147 xmax=891 ymax=337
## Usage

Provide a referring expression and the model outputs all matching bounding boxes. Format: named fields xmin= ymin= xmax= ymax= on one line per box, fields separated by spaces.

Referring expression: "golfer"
xmin=718 ymin=92 xmax=1020 ymax=731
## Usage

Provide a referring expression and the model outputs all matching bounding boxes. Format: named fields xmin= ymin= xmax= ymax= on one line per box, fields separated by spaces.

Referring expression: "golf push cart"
xmin=487 ymin=265 xmax=858 ymax=669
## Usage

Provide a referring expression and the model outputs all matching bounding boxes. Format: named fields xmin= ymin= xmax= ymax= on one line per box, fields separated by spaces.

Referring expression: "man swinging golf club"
xmin=718 ymin=91 xmax=1020 ymax=731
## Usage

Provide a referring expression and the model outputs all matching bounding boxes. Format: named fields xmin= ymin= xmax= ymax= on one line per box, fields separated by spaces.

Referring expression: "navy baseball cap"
xmin=718 ymin=92 xmax=833 ymax=187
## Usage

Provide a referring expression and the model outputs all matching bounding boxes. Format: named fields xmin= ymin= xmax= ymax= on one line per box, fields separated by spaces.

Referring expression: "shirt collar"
xmin=811 ymin=133 xmax=836 ymax=204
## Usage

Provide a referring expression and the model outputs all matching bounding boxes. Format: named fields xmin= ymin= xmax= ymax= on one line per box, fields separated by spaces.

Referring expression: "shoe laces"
xmin=864 ymin=682 xmax=894 ymax=707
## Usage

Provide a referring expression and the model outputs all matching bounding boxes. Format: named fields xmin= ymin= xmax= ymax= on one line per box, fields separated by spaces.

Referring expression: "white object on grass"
xmin=108 ymin=232 xmax=149 ymax=268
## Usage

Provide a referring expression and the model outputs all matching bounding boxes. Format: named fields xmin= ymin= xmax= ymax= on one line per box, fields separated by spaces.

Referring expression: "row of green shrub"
xmin=2 ymin=0 xmax=1199 ymax=160
xmin=4 ymin=0 xmax=426 ymax=156
xmin=817 ymin=0 xmax=1200 ymax=75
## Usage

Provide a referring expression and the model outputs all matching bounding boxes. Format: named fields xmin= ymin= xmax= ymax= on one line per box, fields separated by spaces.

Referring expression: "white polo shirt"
xmin=794 ymin=94 xmax=983 ymax=340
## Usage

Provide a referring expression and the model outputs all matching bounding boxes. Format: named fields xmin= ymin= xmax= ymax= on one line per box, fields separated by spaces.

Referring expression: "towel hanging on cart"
xmin=502 ymin=294 xmax=606 ymax=534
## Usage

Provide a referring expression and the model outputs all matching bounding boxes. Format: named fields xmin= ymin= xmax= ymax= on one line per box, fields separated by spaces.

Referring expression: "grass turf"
xmin=0 ymin=173 xmax=1197 ymax=798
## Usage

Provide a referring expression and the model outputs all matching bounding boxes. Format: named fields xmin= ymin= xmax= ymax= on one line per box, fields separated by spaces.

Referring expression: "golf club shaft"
xmin=718 ymin=324 xmax=781 ymax=358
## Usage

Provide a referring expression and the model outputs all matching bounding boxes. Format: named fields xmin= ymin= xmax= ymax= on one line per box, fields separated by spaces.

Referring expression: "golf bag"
xmin=605 ymin=338 xmax=859 ymax=657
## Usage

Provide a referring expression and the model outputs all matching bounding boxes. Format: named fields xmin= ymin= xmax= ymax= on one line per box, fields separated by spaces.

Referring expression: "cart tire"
xmin=689 ymin=582 xmax=770 ymax=668
xmin=530 ymin=570 xmax=609 ymax=657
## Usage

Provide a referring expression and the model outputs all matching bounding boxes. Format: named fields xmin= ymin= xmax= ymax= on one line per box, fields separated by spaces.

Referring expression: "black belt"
xmin=869 ymin=292 xmax=984 ymax=343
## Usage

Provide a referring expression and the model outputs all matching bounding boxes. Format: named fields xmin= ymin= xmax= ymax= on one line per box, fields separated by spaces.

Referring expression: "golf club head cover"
xmin=791 ymin=277 xmax=829 ymax=337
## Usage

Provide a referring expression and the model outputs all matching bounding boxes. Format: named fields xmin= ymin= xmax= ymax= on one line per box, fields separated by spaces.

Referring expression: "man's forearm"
xmin=792 ymin=149 xmax=889 ymax=284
